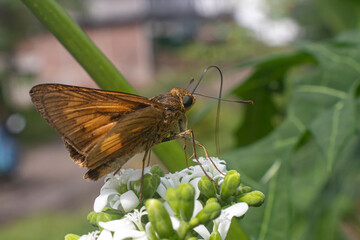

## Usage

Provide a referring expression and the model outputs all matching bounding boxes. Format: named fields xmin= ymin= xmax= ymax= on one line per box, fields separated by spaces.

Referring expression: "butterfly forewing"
xmin=30 ymin=84 xmax=163 ymax=174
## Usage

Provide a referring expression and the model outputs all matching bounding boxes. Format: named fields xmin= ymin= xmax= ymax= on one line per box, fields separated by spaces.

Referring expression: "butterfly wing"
xmin=29 ymin=84 xmax=161 ymax=168
xmin=84 ymin=106 xmax=165 ymax=180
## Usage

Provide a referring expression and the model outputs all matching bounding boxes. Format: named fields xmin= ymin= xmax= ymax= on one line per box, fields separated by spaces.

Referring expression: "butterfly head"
xmin=171 ymin=88 xmax=196 ymax=111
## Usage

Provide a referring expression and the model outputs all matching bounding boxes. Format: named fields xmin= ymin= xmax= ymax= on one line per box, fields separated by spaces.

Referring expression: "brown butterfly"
xmin=30 ymin=83 xmax=199 ymax=181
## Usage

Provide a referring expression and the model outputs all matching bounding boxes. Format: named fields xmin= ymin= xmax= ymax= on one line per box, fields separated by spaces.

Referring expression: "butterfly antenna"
xmin=185 ymin=78 xmax=195 ymax=90
xmin=191 ymin=66 xmax=223 ymax=155
xmin=194 ymin=93 xmax=254 ymax=104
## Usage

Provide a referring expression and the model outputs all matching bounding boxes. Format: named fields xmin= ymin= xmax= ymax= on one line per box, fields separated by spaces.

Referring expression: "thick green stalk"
xmin=22 ymin=0 xmax=132 ymax=92
xmin=22 ymin=0 xmax=186 ymax=171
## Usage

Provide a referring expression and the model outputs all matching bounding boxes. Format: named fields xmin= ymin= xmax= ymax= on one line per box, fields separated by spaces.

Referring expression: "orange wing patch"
xmin=85 ymin=106 xmax=164 ymax=170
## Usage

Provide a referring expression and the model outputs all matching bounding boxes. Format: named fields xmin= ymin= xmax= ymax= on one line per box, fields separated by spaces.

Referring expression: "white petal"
xmin=217 ymin=203 xmax=249 ymax=239
xmin=163 ymin=202 xmax=175 ymax=216
xmin=78 ymin=236 xmax=90 ymax=240
xmin=113 ymin=229 xmax=146 ymax=240
xmin=156 ymin=183 xmax=167 ymax=199
xmin=97 ymin=230 xmax=113 ymax=240
xmin=217 ymin=218 xmax=231 ymax=240
xmin=189 ymin=178 xmax=201 ymax=199
xmin=119 ymin=190 xmax=139 ymax=212
xmin=78 ymin=235 xmax=91 ymax=240
xmin=94 ymin=192 xmax=114 ymax=212
xmin=163 ymin=178 xmax=174 ymax=189
xmin=145 ymin=222 xmax=154 ymax=238
xmin=170 ymin=216 xmax=180 ymax=230
xmin=128 ymin=169 xmax=142 ymax=182
xmin=101 ymin=179 xmax=120 ymax=190
xmin=180 ymin=173 xmax=193 ymax=183
xmin=191 ymin=165 xmax=203 ymax=175
xmin=99 ymin=218 xmax=136 ymax=232
xmin=100 ymin=188 xmax=119 ymax=195
xmin=217 ymin=164 xmax=227 ymax=172
xmin=224 ymin=202 xmax=249 ymax=218
xmin=110 ymin=199 xmax=122 ymax=211
xmin=134 ymin=234 xmax=148 ymax=240
xmin=193 ymin=225 xmax=210 ymax=240
xmin=79 ymin=231 xmax=100 ymax=240
xmin=192 ymin=200 xmax=203 ymax=218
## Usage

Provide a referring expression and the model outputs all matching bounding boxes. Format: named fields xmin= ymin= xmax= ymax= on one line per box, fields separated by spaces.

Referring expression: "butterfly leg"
xmin=182 ymin=134 xmax=225 ymax=177
xmin=113 ymin=166 xmax=122 ymax=176
xmin=162 ymin=130 xmax=224 ymax=176
xmin=139 ymin=148 xmax=150 ymax=203
xmin=161 ymin=130 xmax=220 ymax=186
xmin=146 ymin=149 xmax=152 ymax=167
xmin=182 ymin=139 xmax=190 ymax=169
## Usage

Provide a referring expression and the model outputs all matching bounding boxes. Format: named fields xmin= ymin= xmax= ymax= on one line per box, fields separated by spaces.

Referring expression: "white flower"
xmin=194 ymin=202 xmax=249 ymax=240
xmin=93 ymin=168 xmax=151 ymax=213
xmin=125 ymin=207 xmax=147 ymax=231
xmin=90 ymin=157 xmax=248 ymax=240
xmin=97 ymin=230 xmax=112 ymax=240
xmin=99 ymin=207 xmax=148 ymax=240
xmin=78 ymin=230 xmax=100 ymax=240
xmin=194 ymin=157 xmax=227 ymax=179
xmin=216 ymin=202 xmax=249 ymax=239
xmin=157 ymin=157 xmax=227 ymax=200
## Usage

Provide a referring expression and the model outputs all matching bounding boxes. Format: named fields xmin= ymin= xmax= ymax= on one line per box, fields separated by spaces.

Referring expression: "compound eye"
xmin=182 ymin=95 xmax=193 ymax=108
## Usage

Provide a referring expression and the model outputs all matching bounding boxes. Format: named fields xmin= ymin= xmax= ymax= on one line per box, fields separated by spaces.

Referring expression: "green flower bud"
xmin=145 ymin=199 xmax=177 ymax=239
xmin=117 ymin=183 xmax=128 ymax=194
xmin=198 ymin=176 xmax=216 ymax=198
xmin=129 ymin=173 xmax=161 ymax=198
xmin=177 ymin=221 xmax=190 ymax=240
xmin=220 ymin=170 xmax=241 ymax=200
xmin=238 ymin=190 xmax=265 ymax=207
xmin=210 ymin=231 xmax=221 ymax=240
xmin=142 ymin=173 xmax=161 ymax=199
xmin=177 ymin=183 xmax=195 ymax=221
xmin=190 ymin=198 xmax=221 ymax=227
xmin=64 ymin=233 xmax=80 ymax=240
xmin=236 ymin=185 xmax=252 ymax=195
xmin=87 ymin=211 xmax=112 ymax=228
xmin=187 ymin=237 xmax=197 ymax=240
xmin=150 ymin=164 xmax=165 ymax=177
xmin=146 ymin=224 xmax=159 ymax=240
xmin=206 ymin=198 xmax=218 ymax=203
xmin=166 ymin=187 xmax=179 ymax=216
xmin=102 ymin=207 xmax=124 ymax=219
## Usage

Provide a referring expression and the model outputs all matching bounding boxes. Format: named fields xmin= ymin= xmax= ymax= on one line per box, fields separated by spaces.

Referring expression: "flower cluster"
xmin=65 ymin=157 xmax=265 ymax=240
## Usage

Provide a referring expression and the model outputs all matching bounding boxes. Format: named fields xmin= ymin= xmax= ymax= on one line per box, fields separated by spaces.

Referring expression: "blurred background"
xmin=0 ymin=0 xmax=359 ymax=239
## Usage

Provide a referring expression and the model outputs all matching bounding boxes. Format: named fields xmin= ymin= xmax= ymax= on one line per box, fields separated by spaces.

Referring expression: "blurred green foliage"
xmin=0 ymin=211 xmax=95 ymax=240
xmin=292 ymin=0 xmax=360 ymax=39
xmin=225 ymin=31 xmax=360 ymax=240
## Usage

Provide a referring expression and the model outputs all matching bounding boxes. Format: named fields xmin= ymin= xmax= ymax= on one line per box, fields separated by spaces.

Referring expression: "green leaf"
xmin=234 ymin=51 xmax=315 ymax=94
xmin=224 ymin=119 xmax=303 ymax=181
xmin=309 ymin=92 xmax=357 ymax=171
xmin=226 ymin=219 xmax=249 ymax=240
xmin=225 ymin=31 xmax=360 ymax=239
xmin=232 ymin=51 xmax=315 ymax=146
